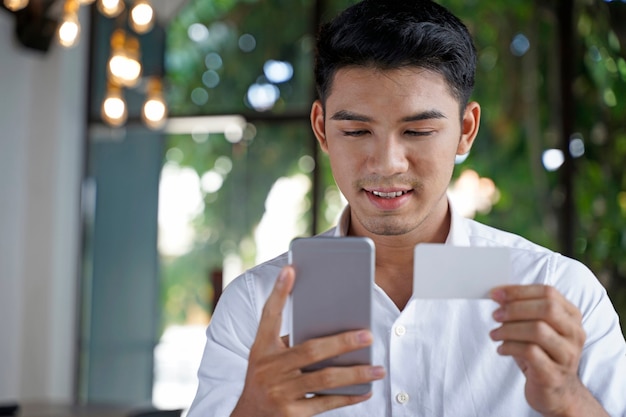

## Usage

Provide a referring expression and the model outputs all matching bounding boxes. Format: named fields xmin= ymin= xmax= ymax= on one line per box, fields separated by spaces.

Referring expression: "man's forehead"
xmin=324 ymin=66 xmax=462 ymax=113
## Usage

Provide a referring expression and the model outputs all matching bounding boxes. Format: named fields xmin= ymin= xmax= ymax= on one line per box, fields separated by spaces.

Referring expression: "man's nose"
xmin=367 ymin=134 xmax=410 ymax=176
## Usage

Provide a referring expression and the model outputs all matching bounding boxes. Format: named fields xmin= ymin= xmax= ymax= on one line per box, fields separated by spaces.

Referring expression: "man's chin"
xmin=360 ymin=219 xmax=415 ymax=237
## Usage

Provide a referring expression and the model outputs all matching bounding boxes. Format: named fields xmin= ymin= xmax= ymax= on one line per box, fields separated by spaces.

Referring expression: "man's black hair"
xmin=314 ymin=0 xmax=477 ymax=108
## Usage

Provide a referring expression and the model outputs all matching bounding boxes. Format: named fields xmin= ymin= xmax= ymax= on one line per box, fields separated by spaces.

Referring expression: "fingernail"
xmin=370 ymin=366 xmax=385 ymax=378
xmin=493 ymin=308 xmax=504 ymax=321
xmin=490 ymin=289 xmax=506 ymax=303
xmin=276 ymin=268 xmax=288 ymax=288
xmin=489 ymin=328 xmax=499 ymax=340
xmin=357 ymin=330 xmax=372 ymax=345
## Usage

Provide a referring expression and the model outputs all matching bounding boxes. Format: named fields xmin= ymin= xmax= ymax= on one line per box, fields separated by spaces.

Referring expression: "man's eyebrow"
xmin=401 ymin=110 xmax=447 ymax=122
xmin=329 ymin=110 xmax=371 ymax=122
xmin=329 ymin=109 xmax=447 ymax=122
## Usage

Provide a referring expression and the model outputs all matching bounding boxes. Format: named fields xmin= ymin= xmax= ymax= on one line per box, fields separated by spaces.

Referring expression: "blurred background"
xmin=1 ymin=0 xmax=625 ymax=414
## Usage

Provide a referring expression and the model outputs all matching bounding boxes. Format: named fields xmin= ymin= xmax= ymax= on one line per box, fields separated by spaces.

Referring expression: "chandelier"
xmin=2 ymin=0 xmax=167 ymax=129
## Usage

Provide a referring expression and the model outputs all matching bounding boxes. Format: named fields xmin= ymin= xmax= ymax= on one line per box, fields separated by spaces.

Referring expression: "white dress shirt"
xmin=187 ymin=204 xmax=626 ymax=417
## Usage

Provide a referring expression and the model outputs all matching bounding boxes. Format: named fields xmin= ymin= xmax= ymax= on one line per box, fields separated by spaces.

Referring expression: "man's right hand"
xmin=231 ymin=265 xmax=386 ymax=417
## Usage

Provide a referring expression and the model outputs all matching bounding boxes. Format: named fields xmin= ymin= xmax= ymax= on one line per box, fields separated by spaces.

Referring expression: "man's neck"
xmin=350 ymin=204 xmax=452 ymax=310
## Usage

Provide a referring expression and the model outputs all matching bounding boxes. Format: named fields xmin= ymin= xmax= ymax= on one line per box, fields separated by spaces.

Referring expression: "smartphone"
xmin=289 ymin=236 xmax=375 ymax=395
xmin=413 ymin=243 xmax=511 ymax=298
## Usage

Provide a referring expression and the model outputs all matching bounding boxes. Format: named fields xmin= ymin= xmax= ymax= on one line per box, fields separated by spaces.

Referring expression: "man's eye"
xmin=406 ymin=130 xmax=435 ymax=137
xmin=343 ymin=130 xmax=369 ymax=137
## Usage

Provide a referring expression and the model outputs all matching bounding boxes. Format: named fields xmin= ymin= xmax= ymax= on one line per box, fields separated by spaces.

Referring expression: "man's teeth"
xmin=372 ymin=190 xmax=406 ymax=198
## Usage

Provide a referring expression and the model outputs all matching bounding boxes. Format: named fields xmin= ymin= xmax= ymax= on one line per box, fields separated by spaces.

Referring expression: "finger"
xmin=495 ymin=340 xmax=580 ymax=391
xmin=298 ymin=365 xmax=385 ymax=395
xmin=255 ymin=266 xmax=295 ymax=351
xmin=490 ymin=285 xmax=581 ymax=318
xmin=492 ymin=299 xmax=584 ymax=340
xmin=495 ymin=341 xmax=557 ymax=380
xmin=297 ymin=391 xmax=373 ymax=416
xmin=491 ymin=284 xmax=554 ymax=302
xmin=490 ymin=321 xmax=579 ymax=366
xmin=287 ymin=329 xmax=374 ymax=370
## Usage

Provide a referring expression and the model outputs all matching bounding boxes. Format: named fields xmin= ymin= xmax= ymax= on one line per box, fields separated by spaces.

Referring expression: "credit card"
xmin=413 ymin=244 xmax=511 ymax=299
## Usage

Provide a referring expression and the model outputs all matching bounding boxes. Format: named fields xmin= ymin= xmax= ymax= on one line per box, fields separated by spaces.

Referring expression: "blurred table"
xmin=16 ymin=403 xmax=138 ymax=417
xmin=2 ymin=401 xmax=182 ymax=417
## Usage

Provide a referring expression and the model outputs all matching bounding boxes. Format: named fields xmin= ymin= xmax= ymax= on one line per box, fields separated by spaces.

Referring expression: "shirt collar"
xmin=334 ymin=208 xmax=350 ymax=237
xmin=445 ymin=200 xmax=471 ymax=246
xmin=333 ymin=197 xmax=471 ymax=246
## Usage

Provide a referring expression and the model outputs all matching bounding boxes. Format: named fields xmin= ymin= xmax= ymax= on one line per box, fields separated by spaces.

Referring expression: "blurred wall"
xmin=0 ymin=9 xmax=88 ymax=403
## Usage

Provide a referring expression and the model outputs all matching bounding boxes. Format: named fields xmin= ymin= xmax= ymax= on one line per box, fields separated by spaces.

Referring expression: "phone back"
xmin=289 ymin=236 xmax=374 ymax=395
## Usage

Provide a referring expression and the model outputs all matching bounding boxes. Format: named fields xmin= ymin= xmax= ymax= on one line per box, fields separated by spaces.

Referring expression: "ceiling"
xmin=0 ymin=0 xmax=191 ymax=52
xmin=1 ymin=0 xmax=190 ymax=25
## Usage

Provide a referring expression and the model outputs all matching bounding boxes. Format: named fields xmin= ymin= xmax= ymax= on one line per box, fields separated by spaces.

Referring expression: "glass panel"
xmin=166 ymin=0 xmax=316 ymax=116
xmin=153 ymin=121 xmax=317 ymax=408
xmin=154 ymin=0 xmax=333 ymax=407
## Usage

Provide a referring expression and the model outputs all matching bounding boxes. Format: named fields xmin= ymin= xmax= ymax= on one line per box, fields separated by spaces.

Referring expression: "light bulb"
xmin=121 ymin=35 xmax=142 ymax=86
xmin=142 ymin=78 xmax=167 ymax=129
xmin=130 ymin=0 xmax=154 ymax=34
xmin=3 ymin=0 xmax=29 ymax=11
xmin=108 ymin=55 xmax=125 ymax=79
xmin=143 ymin=98 xmax=166 ymax=128
xmin=108 ymin=55 xmax=141 ymax=87
xmin=102 ymin=85 xmax=127 ymax=127
xmin=124 ymin=58 xmax=142 ymax=85
xmin=107 ymin=30 xmax=142 ymax=87
xmin=58 ymin=13 xmax=80 ymax=47
xmin=97 ymin=0 xmax=124 ymax=18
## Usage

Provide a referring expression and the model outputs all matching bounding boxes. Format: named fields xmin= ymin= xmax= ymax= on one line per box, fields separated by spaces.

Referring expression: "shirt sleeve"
xmin=550 ymin=254 xmax=626 ymax=416
xmin=185 ymin=272 xmax=262 ymax=417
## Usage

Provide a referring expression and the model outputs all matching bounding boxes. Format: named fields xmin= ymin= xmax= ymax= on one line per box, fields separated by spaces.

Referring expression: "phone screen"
xmin=289 ymin=236 xmax=374 ymax=395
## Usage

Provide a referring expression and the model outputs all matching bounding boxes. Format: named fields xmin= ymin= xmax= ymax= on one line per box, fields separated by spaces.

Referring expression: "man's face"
xmin=311 ymin=67 xmax=479 ymax=240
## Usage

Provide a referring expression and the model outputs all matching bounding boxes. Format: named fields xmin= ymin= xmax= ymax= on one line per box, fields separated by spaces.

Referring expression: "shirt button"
xmin=394 ymin=325 xmax=406 ymax=336
xmin=396 ymin=391 xmax=410 ymax=404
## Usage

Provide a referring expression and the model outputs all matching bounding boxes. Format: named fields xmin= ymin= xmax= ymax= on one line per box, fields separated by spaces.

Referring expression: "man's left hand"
xmin=489 ymin=284 xmax=607 ymax=417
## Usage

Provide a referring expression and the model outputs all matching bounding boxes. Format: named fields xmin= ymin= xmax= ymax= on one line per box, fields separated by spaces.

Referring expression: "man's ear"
xmin=310 ymin=100 xmax=329 ymax=153
xmin=457 ymin=101 xmax=481 ymax=155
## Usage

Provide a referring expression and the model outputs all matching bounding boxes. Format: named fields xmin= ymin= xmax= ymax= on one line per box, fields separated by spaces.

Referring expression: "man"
xmin=187 ymin=1 xmax=626 ymax=416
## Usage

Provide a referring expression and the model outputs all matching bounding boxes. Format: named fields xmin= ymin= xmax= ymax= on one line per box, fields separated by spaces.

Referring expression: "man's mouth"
xmin=370 ymin=190 xmax=409 ymax=198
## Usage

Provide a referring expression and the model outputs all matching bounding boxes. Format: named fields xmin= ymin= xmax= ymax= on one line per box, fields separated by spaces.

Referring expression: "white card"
xmin=413 ymin=244 xmax=511 ymax=299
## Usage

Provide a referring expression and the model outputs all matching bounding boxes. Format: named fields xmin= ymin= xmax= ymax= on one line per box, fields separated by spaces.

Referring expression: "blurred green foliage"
xmin=161 ymin=0 xmax=626 ymax=334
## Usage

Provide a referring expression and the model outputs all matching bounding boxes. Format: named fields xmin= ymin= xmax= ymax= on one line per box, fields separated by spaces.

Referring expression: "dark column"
xmin=557 ymin=0 xmax=575 ymax=257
